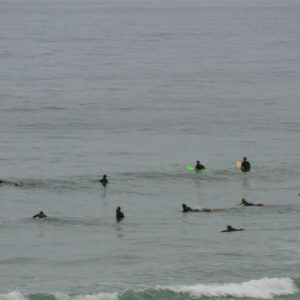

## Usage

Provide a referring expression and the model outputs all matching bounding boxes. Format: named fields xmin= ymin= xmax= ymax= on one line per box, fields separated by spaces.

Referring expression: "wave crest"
xmin=0 ymin=278 xmax=297 ymax=300
xmin=164 ymin=277 xmax=297 ymax=299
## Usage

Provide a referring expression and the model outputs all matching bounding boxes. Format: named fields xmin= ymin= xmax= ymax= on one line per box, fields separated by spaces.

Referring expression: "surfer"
xmin=99 ymin=174 xmax=108 ymax=186
xmin=241 ymin=157 xmax=251 ymax=172
xmin=182 ymin=204 xmax=214 ymax=213
xmin=240 ymin=198 xmax=264 ymax=207
xmin=0 ymin=180 xmax=21 ymax=186
xmin=221 ymin=225 xmax=244 ymax=232
xmin=195 ymin=161 xmax=206 ymax=171
xmin=240 ymin=198 xmax=254 ymax=206
xmin=116 ymin=206 xmax=124 ymax=220
xmin=33 ymin=211 xmax=47 ymax=219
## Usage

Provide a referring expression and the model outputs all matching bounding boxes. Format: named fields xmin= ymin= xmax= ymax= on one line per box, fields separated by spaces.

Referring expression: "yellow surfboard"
xmin=236 ymin=161 xmax=242 ymax=169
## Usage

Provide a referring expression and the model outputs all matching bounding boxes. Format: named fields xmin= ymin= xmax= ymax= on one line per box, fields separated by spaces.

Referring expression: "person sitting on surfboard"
xmin=240 ymin=198 xmax=264 ymax=207
xmin=99 ymin=174 xmax=108 ymax=186
xmin=33 ymin=211 xmax=47 ymax=219
xmin=195 ymin=161 xmax=206 ymax=171
xmin=116 ymin=206 xmax=124 ymax=220
xmin=241 ymin=157 xmax=251 ymax=172
xmin=221 ymin=225 xmax=244 ymax=232
xmin=182 ymin=204 xmax=214 ymax=213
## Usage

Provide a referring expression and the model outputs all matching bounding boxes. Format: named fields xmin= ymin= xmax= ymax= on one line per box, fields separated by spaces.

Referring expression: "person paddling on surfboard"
xmin=33 ymin=211 xmax=47 ymax=219
xmin=0 ymin=180 xmax=21 ymax=186
xmin=240 ymin=198 xmax=254 ymax=206
xmin=221 ymin=225 xmax=244 ymax=232
xmin=182 ymin=204 xmax=214 ymax=213
xmin=195 ymin=161 xmax=206 ymax=171
xmin=241 ymin=157 xmax=251 ymax=172
xmin=99 ymin=174 xmax=108 ymax=186
xmin=240 ymin=198 xmax=264 ymax=207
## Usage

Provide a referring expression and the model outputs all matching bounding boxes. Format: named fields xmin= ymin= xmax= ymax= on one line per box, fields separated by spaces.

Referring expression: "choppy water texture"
xmin=0 ymin=0 xmax=300 ymax=299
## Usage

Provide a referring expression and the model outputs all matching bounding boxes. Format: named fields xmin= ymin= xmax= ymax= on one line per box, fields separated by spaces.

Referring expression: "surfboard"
xmin=187 ymin=166 xmax=210 ymax=173
xmin=236 ymin=161 xmax=242 ymax=169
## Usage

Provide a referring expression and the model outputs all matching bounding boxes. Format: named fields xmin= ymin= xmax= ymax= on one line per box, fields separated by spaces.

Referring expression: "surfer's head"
xmin=243 ymin=157 xmax=247 ymax=161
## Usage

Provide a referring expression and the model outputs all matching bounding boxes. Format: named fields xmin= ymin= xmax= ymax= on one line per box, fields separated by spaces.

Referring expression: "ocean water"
xmin=0 ymin=0 xmax=300 ymax=299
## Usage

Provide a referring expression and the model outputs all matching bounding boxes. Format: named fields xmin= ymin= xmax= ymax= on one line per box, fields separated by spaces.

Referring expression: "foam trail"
xmin=0 ymin=292 xmax=118 ymax=300
xmin=54 ymin=292 xmax=119 ymax=300
xmin=163 ymin=277 xmax=297 ymax=299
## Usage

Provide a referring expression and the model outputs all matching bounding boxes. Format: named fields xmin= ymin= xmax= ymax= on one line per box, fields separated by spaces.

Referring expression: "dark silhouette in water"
xmin=195 ymin=160 xmax=206 ymax=171
xmin=182 ymin=204 xmax=214 ymax=213
xmin=116 ymin=206 xmax=124 ymax=220
xmin=240 ymin=198 xmax=264 ymax=207
xmin=0 ymin=180 xmax=21 ymax=186
xmin=99 ymin=174 xmax=108 ymax=186
xmin=241 ymin=157 xmax=251 ymax=172
xmin=33 ymin=211 xmax=47 ymax=219
xmin=221 ymin=225 xmax=244 ymax=232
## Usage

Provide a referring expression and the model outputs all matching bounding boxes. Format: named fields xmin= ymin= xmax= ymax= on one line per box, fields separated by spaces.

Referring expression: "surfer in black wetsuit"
xmin=195 ymin=161 xmax=206 ymax=171
xmin=241 ymin=157 xmax=251 ymax=172
xmin=221 ymin=225 xmax=244 ymax=232
xmin=182 ymin=204 xmax=214 ymax=213
xmin=33 ymin=211 xmax=47 ymax=219
xmin=240 ymin=198 xmax=254 ymax=206
xmin=0 ymin=180 xmax=21 ymax=186
xmin=99 ymin=174 xmax=108 ymax=186
xmin=182 ymin=204 xmax=198 ymax=212
xmin=116 ymin=206 xmax=124 ymax=220
xmin=240 ymin=198 xmax=264 ymax=207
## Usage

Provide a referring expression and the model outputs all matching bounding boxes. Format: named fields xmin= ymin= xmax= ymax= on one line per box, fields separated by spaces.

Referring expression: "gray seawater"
xmin=1 ymin=0 xmax=300 ymax=299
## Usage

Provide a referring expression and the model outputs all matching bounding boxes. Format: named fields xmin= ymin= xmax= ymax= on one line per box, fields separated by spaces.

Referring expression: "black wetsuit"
xmin=116 ymin=211 xmax=124 ymax=219
xmin=241 ymin=200 xmax=254 ymax=206
xmin=33 ymin=212 xmax=47 ymax=219
xmin=0 ymin=180 xmax=4 ymax=184
xmin=222 ymin=228 xmax=244 ymax=232
xmin=99 ymin=178 xmax=108 ymax=186
xmin=195 ymin=163 xmax=206 ymax=171
xmin=182 ymin=206 xmax=201 ymax=212
xmin=241 ymin=161 xmax=251 ymax=172
xmin=183 ymin=206 xmax=193 ymax=212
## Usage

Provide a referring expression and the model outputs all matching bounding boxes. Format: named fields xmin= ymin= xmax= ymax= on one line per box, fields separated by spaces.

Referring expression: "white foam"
xmin=163 ymin=277 xmax=298 ymax=299
xmin=0 ymin=291 xmax=25 ymax=300
xmin=54 ymin=292 xmax=118 ymax=300
xmin=0 ymin=292 xmax=118 ymax=300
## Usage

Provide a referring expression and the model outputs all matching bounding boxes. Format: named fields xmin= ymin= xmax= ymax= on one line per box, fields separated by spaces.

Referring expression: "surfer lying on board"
xmin=240 ymin=198 xmax=264 ymax=207
xmin=182 ymin=204 xmax=214 ymax=213
xmin=195 ymin=161 xmax=206 ymax=171
xmin=33 ymin=211 xmax=47 ymax=219
xmin=221 ymin=225 xmax=244 ymax=232
xmin=0 ymin=180 xmax=21 ymax=186
xmin=241 ymin=157 xmax=251 ymax=172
